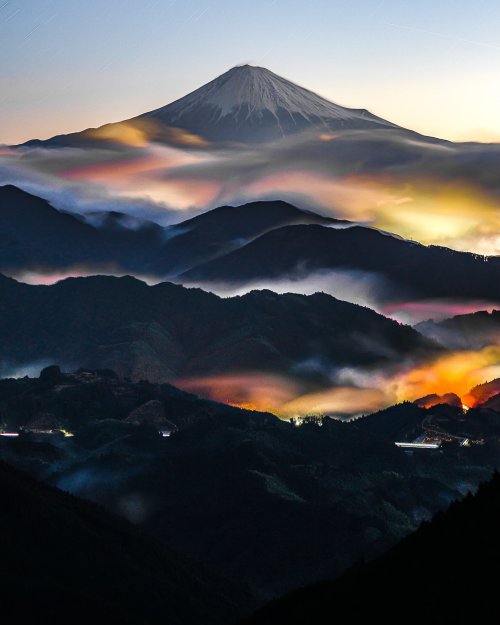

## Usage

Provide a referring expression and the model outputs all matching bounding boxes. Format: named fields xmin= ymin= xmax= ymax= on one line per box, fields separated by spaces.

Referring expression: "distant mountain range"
xmin=1 ymin=185 xmax=498 ymax=306
xmin=416 ymin=309 xmax=500 ymax=349
xmin=20 ymin=65 xmax=399 ymax=147
xmin=0 ymin=273 xmax=435 ymax=387
xmin=181 ymin=222 xmax=499 ymax=302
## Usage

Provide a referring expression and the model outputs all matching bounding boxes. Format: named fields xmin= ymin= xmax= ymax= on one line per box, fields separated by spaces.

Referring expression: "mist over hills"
xmin=0 ymin=185 xmax=341 ymax=277
xmin=181 ymin=222 xmax=500 ymax=302
xmin=0 ymin=273 xmax=435 ymax=398
xmin=1 ymin=185 xmax=498 ymax=311
xmin=4 ymin=64 xmax=500 ymax=259
xmin=1 ymin=56 xmax=499 ymax=624
xmin=416 ymin=309 xmax=500 ymax=349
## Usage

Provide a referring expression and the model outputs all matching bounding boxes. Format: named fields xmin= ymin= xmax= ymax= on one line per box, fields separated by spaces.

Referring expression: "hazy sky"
xmin=1 ymin=0 xmax=500 ymax=144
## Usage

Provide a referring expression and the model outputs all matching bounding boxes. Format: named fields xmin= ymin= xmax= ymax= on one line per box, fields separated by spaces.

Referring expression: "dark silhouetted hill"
xmin=0 ymin=185 xmax=343 ymax=277
xmin=182 ymin=223 xmax=500 ymax=301
xmin=2 ymin=368 xmax=499 ymax=600
xmin=243 ymin=471 xmax=500 ymax=624
xmin=2 ymin=186 xmax=498 ymax=306
xmin=0 ymin=461 xmax=253 ymax=625
xmin=0 ymin=273 xmax=436 ymax=383
xmin=416 ymin=309 xmax=500 ymax=349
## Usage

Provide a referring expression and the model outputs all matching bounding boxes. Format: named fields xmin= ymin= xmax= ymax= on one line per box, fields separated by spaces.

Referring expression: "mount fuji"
xmin=22 ymin=65 xmax=398 ymax=147
xmin=141 ymin=64 xmax=398 ymax=143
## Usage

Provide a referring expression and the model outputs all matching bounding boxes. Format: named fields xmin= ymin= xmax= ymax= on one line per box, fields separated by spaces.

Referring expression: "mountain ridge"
xmin=0 ymin=272 xmax=437 ymax=402
xmin=0 ymin=185 xmax=341 ymax=277
xmin=181 ymin=222 xmax=500 ymax=301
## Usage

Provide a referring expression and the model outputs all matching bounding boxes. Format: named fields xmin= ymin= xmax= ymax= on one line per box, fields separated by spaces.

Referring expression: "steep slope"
xmin=465 ymin=378 xmax=500 ymax=408
xmin=0 ymin=274 xmax=437 ymax=385
xmin=21 ymin=65 xmax=398 ymax=147
xmin=243 ymin=472 xmax=500 ymax=624
xmin=0 ymin=186 xmax=344 ymax=277
xmin=150 ymin=200 xmax=344 ymax=275
xmin=182 ymin=223 xmax=500 ymax=301
xmin=140 ymin=65 xmax=397 ymax=143
xmin=0 ymin=184 xmax=164 ymax=273
xmin=0 ymin=461 xmax=251 ymax=625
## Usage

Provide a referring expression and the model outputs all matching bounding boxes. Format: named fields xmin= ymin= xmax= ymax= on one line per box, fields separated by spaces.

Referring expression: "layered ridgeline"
xmin=180 ymin=223 xmax=499 ymax=302
xmin=0 ymin=272 xmax=435 ymax=388
xmin=0 ymin=185 xmax=340 ymax=278
xmin=1 ymin=368 xmax=498 ymax=602
xmin=20 ymin=65 xmax=398 ymax=147
xmin=1 ymin=185 xmax=498 ymax=304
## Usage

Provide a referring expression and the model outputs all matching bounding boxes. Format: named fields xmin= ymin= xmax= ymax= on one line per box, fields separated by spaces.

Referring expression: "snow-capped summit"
xmin=140 ymin=64 xmax=396 ymax=143
xmin=20 ymin=65 xmax=398 ymax=148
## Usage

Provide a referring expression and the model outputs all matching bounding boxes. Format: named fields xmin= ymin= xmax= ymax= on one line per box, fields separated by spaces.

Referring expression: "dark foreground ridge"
xmin=244 ymin=472 xmax=500 ymax=624
xmin=1 ymin=368 xmax=499 ymax=601
xmin=0 ymin=460 xmax=253 ymax=625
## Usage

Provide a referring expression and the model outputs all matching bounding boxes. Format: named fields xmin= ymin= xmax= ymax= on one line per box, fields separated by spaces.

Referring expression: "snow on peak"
xmin=152 ymin=65 xmax=389 ymax=124
xmin=138 ymin=65 xmax=397 ymax=143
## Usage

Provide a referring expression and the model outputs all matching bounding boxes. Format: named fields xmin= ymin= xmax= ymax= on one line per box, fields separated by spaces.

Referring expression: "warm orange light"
xmin=174 ymin=344 xmax=499 ymax=419
xmin=175 ymin=373 xmax=301 ymax=414
xmin=391 ymin=345 xmax=500 ymax=404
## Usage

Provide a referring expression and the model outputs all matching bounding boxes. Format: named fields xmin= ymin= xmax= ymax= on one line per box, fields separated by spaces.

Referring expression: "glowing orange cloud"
xmin=279 ymin=386 xmax=387 ymax=418
xmin=60 ymin=144 xmax=222 ymax=209
xmin=9 ymin=129 xmax=500 ymax=254
xmin=175 ymin=345 xmax=499 ymax=419
xmin=176 ymin=373 xmax=387 ymax=418
xmin=391 ymin=345 xmax=500 ymax=405
xmin=62 ymin=152 xmax=166 ymax=180
xmin=176 ymin=373 xmax=301 ymax=413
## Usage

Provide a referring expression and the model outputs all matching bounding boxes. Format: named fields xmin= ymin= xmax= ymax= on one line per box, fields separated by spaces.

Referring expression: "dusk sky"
xmin=1 ymin=0 xmax=500 ymax=144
